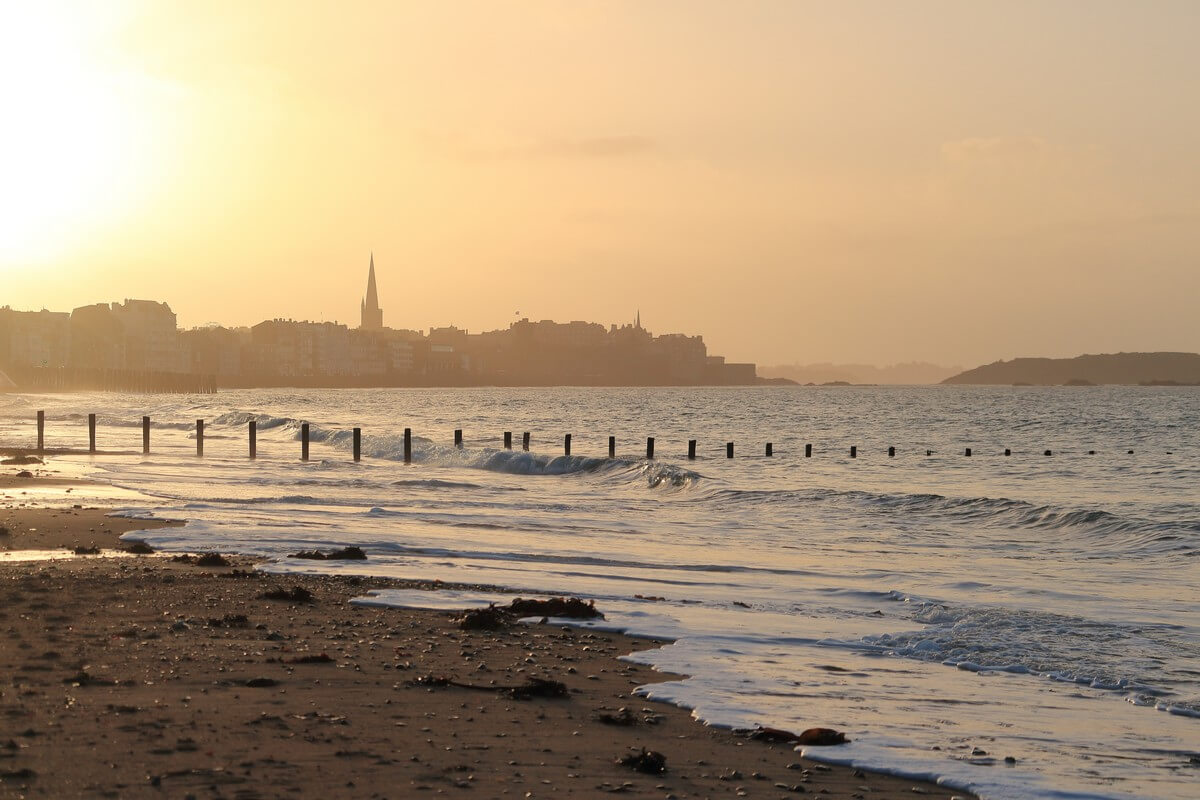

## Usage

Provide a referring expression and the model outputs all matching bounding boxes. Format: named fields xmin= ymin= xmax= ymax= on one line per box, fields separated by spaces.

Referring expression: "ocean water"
xmin=1 ymin=386 xmax=1196 ymax=799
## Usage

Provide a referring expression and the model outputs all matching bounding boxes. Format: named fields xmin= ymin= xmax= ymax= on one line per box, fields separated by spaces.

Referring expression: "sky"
xmin=1 ymin=0 xmax=1198 ymax=368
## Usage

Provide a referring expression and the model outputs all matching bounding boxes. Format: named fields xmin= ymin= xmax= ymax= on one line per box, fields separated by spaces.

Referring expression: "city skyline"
xmin=3 ymin=2 xmax=1199 ymax=367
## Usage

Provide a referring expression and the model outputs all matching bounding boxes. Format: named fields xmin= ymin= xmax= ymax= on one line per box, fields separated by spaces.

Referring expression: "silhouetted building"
xmin=0 ymin=307 xmax=71 ymax=369
xmin=360 ymin=254 xmax=383 ymax=330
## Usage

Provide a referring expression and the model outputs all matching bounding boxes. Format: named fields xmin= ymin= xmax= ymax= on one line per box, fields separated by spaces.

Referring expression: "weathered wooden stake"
xmin=522 ymin=432 xmax=530 ymax=451
xmin=404 ymin=428 xmax=412 ymax=464
xmin=37 ymin=410 xmax=44 ymax=453
xmin=726 ymin=442 xmax=734 ymax=459
xmin=196 ymin=419 xmax=204 ymax=457
xmin=88 ymin=413 xmax=96 ymax=453
xmin=850 ymin=445 xmax=857 ymax=458
xmin=926 ymin=449 xmax=932 ymax=456
xmin=301 ymin=423 xmax=310 ymax=461
xmin=965 ymin=447 xmax=972 ymax=457
xmin=249 ymin=420 xmax=257 ymax=459
xmin=504 ymin=431 xmax=512 ymax=450
xmin=687 ymin=440 xmax=696 ymax=460
xmin=608 ymin=436 xmax=616 ymax=458
xmin=646 ymin=437 xmax=655 ymax=459
xmin=564 ymin=434 xmax=572 ymax=456
xmin=888 ymin=446 xmax=895 ymax=457
xmin=766 ymin=443 xmax=773 ymax=457
xmin=353 ymin=427 xmax=361 ymax=461
xmin=142 ymin=416 xmax=150 ymax=454
xmin=1043 ymin=449 xmax=1052 ymax=456
xmin=1004 ymin=448 xmax=1011 ymax=456
xmin=804 ymin=443 xmax=812 ymax=458
xmin=454 ymin=429 xmax=463 ymax=449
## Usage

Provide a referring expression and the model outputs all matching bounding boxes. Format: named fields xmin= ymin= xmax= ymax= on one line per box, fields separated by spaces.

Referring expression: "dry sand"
xmin=0 ymin=469 xmax=975 ymax=799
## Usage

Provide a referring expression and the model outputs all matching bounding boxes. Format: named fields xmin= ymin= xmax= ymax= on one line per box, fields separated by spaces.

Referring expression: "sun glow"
xmin=0 ymin=3 xmax=155 ymax=266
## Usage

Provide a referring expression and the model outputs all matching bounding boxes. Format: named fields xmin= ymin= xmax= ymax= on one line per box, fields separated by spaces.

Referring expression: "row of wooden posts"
xmin=30 ymin=410 xmax=1106 ymax=462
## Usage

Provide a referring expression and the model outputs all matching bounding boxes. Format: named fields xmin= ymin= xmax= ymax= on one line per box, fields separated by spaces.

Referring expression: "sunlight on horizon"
xmin=0 ymin=2 xmax=162 ymax=266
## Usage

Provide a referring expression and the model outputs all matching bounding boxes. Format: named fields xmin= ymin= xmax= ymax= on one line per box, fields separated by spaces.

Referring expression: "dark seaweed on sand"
xmin=290 ymin=546 xmax=367 ymax=561
xmin=260 ymin=586 xmax=315 ymax=603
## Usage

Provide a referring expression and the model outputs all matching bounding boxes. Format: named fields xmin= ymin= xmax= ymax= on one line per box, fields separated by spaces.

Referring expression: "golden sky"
xmin=2 ymin=0 xmax=1198 ymax=366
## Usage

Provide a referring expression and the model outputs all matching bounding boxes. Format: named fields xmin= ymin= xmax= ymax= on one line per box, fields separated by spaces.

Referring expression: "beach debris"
xmin=195 ymin=552 xmax=230 ymax=567
xmin=261 ymin=586 xmax=315 ymax=603
xmin=207 ymin=613 xmax=250 ymax=628
xmin=244 ymin=677 xmax=278 ymax=688
xmin=797 ymin=728 xmax=850 ymax=746
xmin=411 ymin=674 xmax=569 ymax=700
xmin=745 ymin=726 xmax=803 ymax=743
xmin=125 ymin=542 xmax=154 ymax=554
xmin=72 ymin=545 xmax=101 ymax=555
xmin=287 ymin=653 xmax=334 ymax=664
xmin=597 ymin=708 xmax=639 ymax=726
xmin=456 ymin=596 xmax=602 ymax=630
xmin=634 ymin=594 xmax=665 ymax=601
xmin=0 ymin=768 xmax=36 ymax=781
xmin=63 ymin=670 xmax=115 ymax=687
xmin=1 ymin=455 xmax=42 ymax=465
xmin=508 ymin=597 xmax=603 ymax=619
xmin=618 ymin=748 xmax=667 ymax=775
xmin=503 ymin=677 xmax=569 ymax=700
xmin=458 ymin=606 xmax=511 ymax=630
xmin=290 ymin=546 xmax=367 ymax=560
xmin=14 ymin=470 xmax=33 ymax=478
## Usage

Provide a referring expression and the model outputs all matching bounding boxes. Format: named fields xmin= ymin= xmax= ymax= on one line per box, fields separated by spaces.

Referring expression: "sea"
xmin=1 ymin=386 xmax=1196 ymax=800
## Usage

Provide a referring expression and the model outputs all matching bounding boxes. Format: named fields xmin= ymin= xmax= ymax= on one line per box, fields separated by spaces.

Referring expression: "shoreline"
xmin=1 ymin=467 xmax=975 ymax=799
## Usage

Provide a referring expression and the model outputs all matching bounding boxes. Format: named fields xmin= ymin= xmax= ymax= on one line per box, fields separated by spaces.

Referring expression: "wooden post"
xmin=504 ymin=431 xmax=512 ymax=450
xmin=454 ymin=429 xmax=463 ymax=448
xmin=196 ymin=419 xmax=204 ymax=457
xmin=766 ymin=443 xmax=773 ymax=457
xmin=926 ymin=449 xmax=932 ymax=456
xmin=726 ymin=442 xmax=734 ymax=459
xmin=850 ymin=445 xmax=857 ymax=458
xmin=404 ymin=428 xmax=412 ymax=464
xmin=1004 ymin=448 xmax=1011 ymax=456
xmin=965 ymin=447 xmax=972 ymax=457
xmin=687 ymin=440 xmax=696 ymax=460
xmin=37 ymin=410 xmax=44 ymax=454
xmin=564 ymin=433 xmax=572 ymax=456
xmin=646 ymin=437 xmax=655 ymax=459
xmin=249 ymin=421 xmax=257 ymax=459
xmin=522 ymin=432 xmax=530 ymax=451
xmin=608 ymin=436 xmax=616 ymax=458
xmin=805 ymin=443 xmax=812 ymax=458
xmin=301 ymin=423 xmax=309 ymax=461
xmin=888 ymin=446 xmax=895 ymax=457
xmin=1043 ymin=449 xmax=1052 ymax=456
xmin=142 ymin=416 xmax=150 ymax=454
xmin=353 ymin=427 xmax=361 ymax=461
xmin=88 ymin=413 xmax=96 ymax=454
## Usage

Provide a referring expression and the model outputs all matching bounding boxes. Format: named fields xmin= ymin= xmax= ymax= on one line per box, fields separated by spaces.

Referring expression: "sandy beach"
xmin=1 ymin=466 xmax=973 ymax=799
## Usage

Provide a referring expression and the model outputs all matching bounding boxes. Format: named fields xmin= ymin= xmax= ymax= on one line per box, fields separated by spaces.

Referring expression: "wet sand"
xmin=0 ymin=470 xmax=975 ymax=799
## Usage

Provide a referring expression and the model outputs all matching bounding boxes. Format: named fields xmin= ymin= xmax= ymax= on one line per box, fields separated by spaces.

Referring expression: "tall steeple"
xmin=360 ymin=253 xmax=383 ymax=329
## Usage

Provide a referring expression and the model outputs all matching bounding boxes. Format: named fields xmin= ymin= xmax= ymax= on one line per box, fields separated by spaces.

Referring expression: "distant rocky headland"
xmin=942 ymin=352 xmax=1200 ymax=386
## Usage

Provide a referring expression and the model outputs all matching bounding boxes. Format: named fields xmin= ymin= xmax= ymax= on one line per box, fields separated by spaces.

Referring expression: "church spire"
xmin=360 ymin=253 xmax=383 ymax=329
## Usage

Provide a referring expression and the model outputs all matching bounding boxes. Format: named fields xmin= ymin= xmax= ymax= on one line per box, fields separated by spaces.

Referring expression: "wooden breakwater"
xmin=16 ymin=410 xmax=1159 ymax=462
xmin=1 ymin=366 xmax=216 ymax=394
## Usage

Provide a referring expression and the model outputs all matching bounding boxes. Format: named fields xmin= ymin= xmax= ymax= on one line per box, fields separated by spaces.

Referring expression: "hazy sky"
xmin=1 ymin=1 xmax=1198 ymax=367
